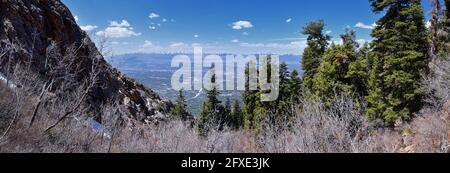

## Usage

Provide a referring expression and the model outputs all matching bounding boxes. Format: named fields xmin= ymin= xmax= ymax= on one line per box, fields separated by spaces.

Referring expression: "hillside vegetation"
xmin=0 ymin=0 xmax=450 ymax=153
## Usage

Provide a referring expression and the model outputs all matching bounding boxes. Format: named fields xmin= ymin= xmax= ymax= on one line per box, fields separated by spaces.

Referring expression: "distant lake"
xmin=108 ymin=53 xmax=302 ymax=115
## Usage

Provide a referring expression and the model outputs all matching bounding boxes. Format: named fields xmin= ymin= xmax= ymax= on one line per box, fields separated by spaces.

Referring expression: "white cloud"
xmin=149 ymin=13 xmax=160 ymax=19
xmin=286 ymin=18 xmax=292 ymax=23
xmin=238 ymin=41 xmax=307 ymax=54
xmin=194 ymin=35 xmax=199 ymax=38
xmin=170 ymin=42 xmax=186 ymax=47
xmin=139 ymin=40 xmax=163 ymax=53
xmin=162 ymin=18 xmax=167 ymax=22
xmin=74 ymin=16 xmax=79 ymax=22
xmin=109 ymin=41 xmax=129 ymax=46
xmin=240 ymin=43 xmax=265 ymax=47
xmin=80 ymin=25 xmax=98 ymax=32
xmin=242 ymin=32 xmax=249 ymax=36
xmin=354 ymin=22 xmax=376 ymax=29
xmin=138 ymin=41 xmax=194 ymax=53
xmin=110 ymin=20 xmax=130 ymax=27
xmin=135 ymin=40 xmax=307 ymax=55
xmin=268 ymin=37 xmax=307 ymax=42
xmin=96 ymin=27 xmax=141 ymax=38
xmin=231 ymin=20 xmax=253 ymax=30
xmin=149 ymin=26 xmax=157 ymax=30
xmin=325 ymin=30 xmax=332 ymax=34
xmin=96 ymin=20 xmax=141 ymax=38
xmin=231 ymin=39 xmax=239 ymax=43
xmin=143 ymin=40 xmax=155 ymax=47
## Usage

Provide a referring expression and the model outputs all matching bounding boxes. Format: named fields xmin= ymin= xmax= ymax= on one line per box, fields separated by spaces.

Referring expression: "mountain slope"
xmin=0 ymin=0 xmax=173 ymax=124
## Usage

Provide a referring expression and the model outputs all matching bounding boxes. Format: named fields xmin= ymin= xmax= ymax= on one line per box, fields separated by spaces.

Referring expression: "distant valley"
xmin=108 ymin=53 xmax=302 ymax=115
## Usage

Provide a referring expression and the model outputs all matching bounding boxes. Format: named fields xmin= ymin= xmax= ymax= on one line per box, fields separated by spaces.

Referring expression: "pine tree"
xmin=269 ymin=62 xmax=293 ymax=123
xmin=197 ymin=73 xmax=224 ymax=135
xmin=301 ymin=20 xmax=331 ymax=93
xmin=224 ymin=98 xmax=232 ymax=117
xmin=230 ymin=100 xmax=244 ymax=129
xmin=312 ymin=29 xmax=358 ymax=104
xmin=366 ymin=0 xmax=429 ymax=125
xmin=242 ymin=61 xmax=260 ymax=129
xmin=441 ymin=0 xmax=450 ymax=54
xmin=347 ymin=42 xmax=371 ymax=97
xmin=445 ymin=0 xmax=450 ymax=28
xmin=171 ymin=89 xmax=192 ymax=121
xmin=277 ymin=63 xmax=291 ymax=110
xmin=288 ymin=69 xmax=302 ymax=104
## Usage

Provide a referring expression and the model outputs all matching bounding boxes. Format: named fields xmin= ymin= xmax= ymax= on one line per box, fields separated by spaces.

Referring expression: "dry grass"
xmin=2 ymin=76 xmax=447 ymax=153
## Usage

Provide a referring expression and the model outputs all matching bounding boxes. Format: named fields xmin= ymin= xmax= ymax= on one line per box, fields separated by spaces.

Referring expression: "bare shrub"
xmin=424 ymin=57 xmax=450 ymax=107
xmin=257 ymin=95 xmax=391 ymax=153
xmin=2 ymin=39 xmax=450 ymax=153
xmin=410 ymin=113 xmax=449 ymax=153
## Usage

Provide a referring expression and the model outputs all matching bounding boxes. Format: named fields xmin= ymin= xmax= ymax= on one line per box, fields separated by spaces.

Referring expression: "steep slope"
xmin=0 ymin=0 xmax=173 ymax=124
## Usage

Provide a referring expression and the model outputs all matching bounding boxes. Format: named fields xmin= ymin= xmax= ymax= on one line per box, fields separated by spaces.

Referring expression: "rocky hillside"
xmin=0 ymin=0 xmax=173 ymax=124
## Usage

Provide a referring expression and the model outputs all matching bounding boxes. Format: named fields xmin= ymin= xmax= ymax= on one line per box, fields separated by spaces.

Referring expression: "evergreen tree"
xmin=242 ymin=61 xmax=260 ymax=129
xmin=170 ymin=89 xmax=192 ymax=121
xmin=224 ymin=98 xmax=232 ymax=117
xmin=445 ymin=0 xmax=450 ymax=28
xmin=268 ymin=62 xmax=292 ymax=123
xmin=288 ymin=69 xmax=302 ymax=104
xmin=312 ymin=29 xmax=358 ymax=104
xmin=230 ymin=100 xmax=244 ymax=129
xmin=301 ymin=20 xmax=331 ymax=93
xmin=253 ymin=55 xmax=273 ymax=130
xmin=222 ymin=98 xmax=232 ymax=127
xmin=347 ymin=42 xmax=371 ymax=97
xmin=197 ymin=73 xmax=225 ymax=135
xmin=277 ymin=63 xmax=291 ymax=110
xmin=441 ymin=0 xmax=450 ymax=54
xmin=366 ymin=0 xmax=429 ymax=125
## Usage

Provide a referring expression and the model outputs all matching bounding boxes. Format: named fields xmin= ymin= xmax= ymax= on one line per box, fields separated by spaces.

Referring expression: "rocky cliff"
xmin=0 ymin=0 xmax=173 ymax=124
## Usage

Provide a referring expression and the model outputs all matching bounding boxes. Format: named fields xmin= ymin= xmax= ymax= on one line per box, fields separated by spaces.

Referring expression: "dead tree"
xmin=430 ymin=0 xmax=442 ymax=59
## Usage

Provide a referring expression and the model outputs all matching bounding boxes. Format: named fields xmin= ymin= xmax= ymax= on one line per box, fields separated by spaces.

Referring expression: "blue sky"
xmin=63 ymin=0 xmax=432 ymax=55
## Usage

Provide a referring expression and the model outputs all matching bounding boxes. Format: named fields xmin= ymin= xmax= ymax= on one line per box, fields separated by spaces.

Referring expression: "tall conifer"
xmin=366 ymin=0 xmax=429 ymax=124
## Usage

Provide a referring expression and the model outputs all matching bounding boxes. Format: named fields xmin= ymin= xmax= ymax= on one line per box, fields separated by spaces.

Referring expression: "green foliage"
xmin=366 ymin=0 xmax=429 ymax=125
xmin=301 ymin=20 xmax=331 ymax=93
xmin=288 ymin=69 xmax=302 ymax=104
xmin=444 ymin=0 xmax=450 ymax=32
xmin=276 ymin=63 xmax=301 ymax=120
xmin=170 ymin=90 xmax=192 ymax=121
xmin=312 ymin=29 xmax=359 ymax=105
xmin=242 ymin=58 xmax=302 ymax=132
xmin=229 ymin=100 xmax=244 ymax=130
xmin=439 ymin=0 xmax=450 ymax=54
xmin=242 ymin=60 xmax=261 ymax=129
xmin=347 ymin=42 xmax=371 ymax=96
xmin=197 ymin=74 xmax=227 ymax=135
xmin=198 ymin=77 xmax=245 ymax=133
